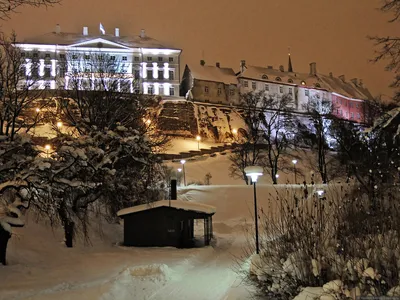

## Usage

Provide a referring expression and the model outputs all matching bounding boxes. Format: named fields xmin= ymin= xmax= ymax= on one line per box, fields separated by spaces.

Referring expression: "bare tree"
xmin=0 ymin=0 xmax=60 ymax=20
xmin=0 ymin=32 xmax=48 ymax=141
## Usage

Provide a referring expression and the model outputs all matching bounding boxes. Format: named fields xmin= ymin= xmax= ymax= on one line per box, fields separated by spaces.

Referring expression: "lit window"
xmin=158 ymin=57 xmax=163 ymax=62
xmin=357 ymin=113 xmax=361 ymax=119
xmin=265 ymin=84 xmax=269 ymax=91
xmin=279 ymin=86 xmax=283 ymax=93
xmin=244 ymin=80 xmax=248 ymax=87
xmin=170 ymin=87 xmax=175 ymax=96
xmin=147 ymin=57 xmax=153 ymax=61
xmin=205 ymin=86 xmax=209 ymax=93
xmin=169 ymin=57 xmax=174 ymax=62
xmin=301 ymin=81 xmax=306 ymax=85
xmin=252 ymin=82 xmax=256 ymax=89
xmin=169 ymin=70 xmax=174 ymax=80
xmin=122 ymin=56 xmax=128 ymax=61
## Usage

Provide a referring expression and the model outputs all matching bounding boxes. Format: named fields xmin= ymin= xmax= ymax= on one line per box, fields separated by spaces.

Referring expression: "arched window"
xmin=275 ymin=77 xmax=282 ymax=82
xmin=301 ymin=80 xmax=306 ymax=85
xmin=262 ymin=74 xmax=268 ymax=79
xmin=288 ymin=79 xmax=293 ymax=83
xmin=315 ymin=83 xmax=321 ymax=88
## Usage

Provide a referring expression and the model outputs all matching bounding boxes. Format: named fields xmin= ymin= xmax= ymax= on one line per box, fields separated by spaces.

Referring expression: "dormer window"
xmin=315 ymin=83 xmax=321 ymax=88
xmin=288 ymin=79 xmax=293 ymax=83
xmin=262 ymin=74 xmax=268 ymax=79
xmin=275 ymin=77 xmax=282 ymax=82
xmin=301 ymin=81 xmax=306 ymax=85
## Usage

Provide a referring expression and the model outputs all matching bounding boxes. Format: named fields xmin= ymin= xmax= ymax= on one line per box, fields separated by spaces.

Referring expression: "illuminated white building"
xmin=15 ymin=24 xmax=182 ymax=96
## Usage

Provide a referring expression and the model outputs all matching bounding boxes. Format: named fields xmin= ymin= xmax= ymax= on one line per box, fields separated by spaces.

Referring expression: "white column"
xmin=152 ymin=62 xmax=158 ymax=79
xmin=51 ymin=59 xmax=56 ymax=77
xmin=39 ymin=59 xmax=45 ymax=76
xmin=91 ymin=73 xmax=95 ymax=90
xmin=130 ymin=79 xmax=134 ymax=93
xmin=154 ymin=83 xmax=160 ymax=95
xmin=50 ymin=80 xmax=56 ymax=89
xmin=163 ymin=83 xmax=170 ymax=96
xmin=141 ymin=62 xmax=147 ymax=78
xmin=163 ymin=63 xmax=169 ymax=79
xmin=64 ymin=76 xmax=69 ymax=90
xmin=143 ymin=82 xmax=149 ymax=94
xmin=25 ymin=59 xmax=32 ymax=76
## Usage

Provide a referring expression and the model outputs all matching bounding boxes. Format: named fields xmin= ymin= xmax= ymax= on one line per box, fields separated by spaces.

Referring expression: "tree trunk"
xmin=64 ymin=220 xmax=75 ymax=248
xmin=0 ymin=226 xmax=11 ymax=265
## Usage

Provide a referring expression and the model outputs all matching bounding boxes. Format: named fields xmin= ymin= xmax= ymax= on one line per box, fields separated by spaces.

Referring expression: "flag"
xmin=99 ymin=23 xmax=105 ymax=35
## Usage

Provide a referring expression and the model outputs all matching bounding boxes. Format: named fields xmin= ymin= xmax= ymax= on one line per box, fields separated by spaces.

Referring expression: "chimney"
xmin=279 ymin=65 xmax=284 ymax=72
xmin=267 ymin=65 xmax=273 ymax=69
xmin=240 ymin=60 xmax=246 ymax=73
xmin=329 ymin=72 xmax=333 ymax=78
xmin=115 ymin=28 xmax=120 ymax=37
xmin=200 ymin=60 xmax=206 ymax=66
xmin=359 ymin=79 xmax=363 ymax=87
xmin=140 ymin=29 xmax=146 ymax=38
xmin=216 ymin=62 xmax=220 ymax=68
xmin=55 ymin=24 xmax=61 ymax=34
xmin=83 ymin=26 xmax=88 ymax=36
xmin=339 ymin=75 xmax=346 ymax=82
xmin=351 ymin=78 xmax=358 ymax=85
xmin=309 ymin=62 xmax=317 ymax=76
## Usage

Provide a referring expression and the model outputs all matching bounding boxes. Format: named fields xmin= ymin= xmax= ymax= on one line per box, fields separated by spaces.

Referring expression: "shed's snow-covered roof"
xmin=117 ymin=200 xmax=216 ymax=217
xmin=239 ymin=65 xmax=373 ymax=100
xmin=19 ymin=31 xmax=179 ymax=50
xmin=188 ymin=64 xmax=238 ymax=85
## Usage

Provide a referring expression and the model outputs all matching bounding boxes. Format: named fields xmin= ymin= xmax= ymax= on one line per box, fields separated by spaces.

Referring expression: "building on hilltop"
xmin=180 ymin=62 xmax=239 ymax=105
xmin=14 ymin=24 xmax=182 ymax=96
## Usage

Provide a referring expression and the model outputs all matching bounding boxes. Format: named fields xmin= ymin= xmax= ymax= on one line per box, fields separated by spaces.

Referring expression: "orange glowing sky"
xmin=1 ymin=0 xmax=398 ymax=98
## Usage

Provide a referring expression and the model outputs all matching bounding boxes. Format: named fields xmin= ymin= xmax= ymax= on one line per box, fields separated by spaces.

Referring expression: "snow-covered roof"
xmin=187 ymin=64 xmax=238 ymax=85
xmin=117 ymin=200 xmax=216 ymax=217
xmin=239 ymin=65 xmax=373 ymax=100
xmin=19 ymin=31 xmax=180 ymax=50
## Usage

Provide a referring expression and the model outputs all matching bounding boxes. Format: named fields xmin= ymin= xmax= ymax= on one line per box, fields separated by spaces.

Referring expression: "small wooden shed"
xmin=117 ymin=200 xmax=216 ymax=248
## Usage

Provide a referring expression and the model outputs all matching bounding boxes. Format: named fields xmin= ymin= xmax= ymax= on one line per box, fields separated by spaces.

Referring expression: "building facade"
xmin=180 ymin=63 xmax=239 ymax=105
xmin=15 ymin=24 xmax=182 ymax=96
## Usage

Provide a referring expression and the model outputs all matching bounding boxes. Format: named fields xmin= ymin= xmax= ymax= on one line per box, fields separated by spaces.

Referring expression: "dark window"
xmin=205 ymin=86 xmax=209 ymax=93
xmin=262 ymin=74 xmax=268 ymax=79
xmin=72 ymin=54 xmax=78 ymax=59
xmin=59 ymin=67 xmax=66 ymax=77
xmin=244 ymin=80 xmax=248 ymax=87
xmin=45 ymin=81 xmax=51 ymax=89
xmin=230 ymin=89 xmax=235 ymax=96
xmin=33 ymin=53 xmax=38 ymax=58
xmin=170 ymin=87 xmax=175 ymax=96
xmin=169 ymin=70 xmax=174 ymax=80
xmin=45 ymin=53 xmax=50 ymax=58
xmin=84 ymin=55 xmax=90 ymax=60
xmin=217 ymin=87 xmax=222 ymax=95
xmin=44 ymin=68 xmax=51 ymax=78
xmin=31 ymin=66 xmax=39 ymax=78
xmin=147 ymin=69 xmax=153 ymax=79
xmin=110 ymin=56 xmax=116 ymax=60
xmin=158 ymin=70 xmax=163 ymax=79
xmin=169 ymin=57 xmax=174 ymax=62
xmin=147 ymin=56 xmax=153 ymax=61
xmin=265 ymin=84 xmax=269 ymax=91
xmin=351 ymin=112 xmax=354 ymax=119
xmin=134 ymin=70 xmax=140 ymax=79
xmin=252 ymin=82 xmax=256 ymax=89
xmin=356 ymin=103 xmax=359 ymax=108
xmin=134 ymin=56 xmax=139 ymax=62
xmin=60 ymin=54 xmax=66 ymax=59
xmin=148 ymin=85 xmax=153 ymax=95
xmin=289 ymin=88 xmax=293 ymax=95
xmin=19 ymin=66 xmax=25 ymax=77
xmin=122 ymin=56 xmax=127 ymax=61
xmin=275 ymin=77 xmax=282 ymax=81
xmin=21 ymin=52 xmax=25 ymax=57
xmin=158 ymin=57 xmax=163 ymax=62
xmin=84 ymin=68 xmax=90 ymax=73
xmin=279 ymin=86 xmax=283 ymax=93
xmin=315 ymin=83 xmax=321 ymax=88
xmin=305 ymin=89 xmax=309 ymax=96
xmin=349 ymin=102 xmax=353 ymax=108
xmin=288 ymin=79 xmax=293 ymax=83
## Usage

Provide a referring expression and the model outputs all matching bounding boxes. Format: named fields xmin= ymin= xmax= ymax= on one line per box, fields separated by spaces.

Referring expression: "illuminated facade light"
xmin=154 ymin=82 xmax=160 ymax=95
xmin=163 ymin=82 xmax=171 ymax=96
xmin=164 ymin=63 xmax=169 ymax=79
xmin=39 ymin=59 xmax=45 ymax=76
xmin=152 ymin=62 xmax=158 ymax=79
xmin=141 ymin=62 xmax=147 ymax=78
xmin=143 ymin=82 xmax=149 ymax=94
xmin=25 ymin=59 xmax=32 ymax=76
xmin=51 ymin=59 xmax=56 ymax=77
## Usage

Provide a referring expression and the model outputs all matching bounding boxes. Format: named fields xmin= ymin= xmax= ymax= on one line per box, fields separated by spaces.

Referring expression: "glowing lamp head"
xmin=232 ymin=128 xmax=238 ymax=135
xmin=35 ymin=108 xmax=40 ymax=113
xmin=316 ymin=190 xmax=324 ymax=197
xmin=244 ymin=166 xmax=263 ymax=183
xmin=275 ymin=174 xmax=280 ymax=178
xmin=177 ymin=168 xmax=182 ymax=172
xmin=56 ymin=121 xmax=63 ymax=128
xmin=196 ymin=135 xmax=201 ymax=141
xmin=145 ymin=119 xmax=151 ymax=125
xmin=44 ymin=144 xmax=51 ymax=150
xmin=180 ymin=159 xmax=186 ymax=165
xmin=292 ymin=159 xmax=298 ymax=165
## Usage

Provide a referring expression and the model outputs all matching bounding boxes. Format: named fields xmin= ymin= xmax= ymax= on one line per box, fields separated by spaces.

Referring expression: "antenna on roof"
xmin=288 ymin=46 xmax=293 ymax=73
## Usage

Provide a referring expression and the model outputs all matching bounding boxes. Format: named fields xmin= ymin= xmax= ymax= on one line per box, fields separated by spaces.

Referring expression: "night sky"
xmin=2 ymin=0 xmax=397 ymax=98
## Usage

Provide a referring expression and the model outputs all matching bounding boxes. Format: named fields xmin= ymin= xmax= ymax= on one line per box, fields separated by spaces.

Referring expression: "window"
xmin=45 ymin=81 xmax=51 ymax=89
xmin=275 ymin=77 xmax=282 ymax=81
xmin=134 ymin=70 xmax=140 ymax=79
xmin=301 ymin=80 xmax=306 ymax=85
xmin=315 ymin=83 xmax=321 ymax=88
xmin=336 ymin=109 xmax=339 ymax=115
xmin=45 ymin=53 xmax=50 ymax=58
xmin=357 ymin=113 xmax=361 ymax=119
xmin=60 ymin=54 xmax=65 ymax=59
xmin=265 ymin=84 xmax=269 ymax=91
xmin=134 ymin=56 xmax=139 ymax=62
xmin=122 ymin=56 xmax=127 ymax=61
xmin=158 ymin=70 xmax=163 ymax=79
xmin=72 ymin=54 xmax=78 ymax=59
xmin=356 ymin=103 xmax=359 ymax=108
xmin=288 ymin=79 xmax=293 ymax=83
xmin=147 ymin=57 xmax=153 ymax=61
xmin=110 ymin=56 xmax=116 ymax=60
xmin=33 ymin=52 xmax=38 ymax=58
xmin=84 ymin=68 xmax=90 ymax=73
xmin=158 ymin=57 xmax=163 ymax=62
xmin=279 ymin=86 xmax=283 ymax=93
xmin=217 ymin=87 xmax=222 ymax=95
xmin=147 ymin=69 xmax=153 ymax=79
xmin=252 ymin=81 xmax=256 ymax=90
xmin=21 ymin=52 xmax=25 ymax=57
xmin=148 ymin=85 xmax=153 ymax=95
xmin=169 ymin=57 xmax=174 ymax=62
xmin=244 ymin=80 xmax=248 ymax=87
xmin=305 ymin=89 xmax=309 ymax=96
xmin=351 ymin=112 xmax=354 ymax=119
xmin=170 ymin=87 xmax=175 ymax=96
xmin=205 ymin=86 xmax=209 ymax=93
xmin=230 ymin=89 xmax=235 ymax=96
xmin=169 ymin=70 xmax=174 ymax=80
xmin=262 ymin=74 xmax=268 ymax=79
xmin=289 ymin=88 xmax=293 ymax=95
xmin=84 ymin=55 xmax=90 ymax=60
xmin=44 ymin=68 xmax=51 ymax=78
xmin=349 ymin=102 xmax=353 ymax=108
xmin=59 ymin=67 xmax=66 ymax=77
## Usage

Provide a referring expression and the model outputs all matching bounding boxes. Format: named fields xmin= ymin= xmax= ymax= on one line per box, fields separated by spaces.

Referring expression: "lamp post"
xmin=275 ymin=173 xmax=279 ymax=184
xmin=177 ymin=168 xmax=182 ymax=186
xmin=244 ymin=166 xmax=263 ymax=254
xmin=196 ymin=135 xmax=201 ymax=150
xmin=180 ymin=159 xmax=186 ymax=186
xmin=292 ymin=159 xmax=298 ymax=184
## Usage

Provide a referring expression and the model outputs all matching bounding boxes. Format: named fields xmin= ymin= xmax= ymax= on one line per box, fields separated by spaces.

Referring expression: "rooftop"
xmin=186 ymin=64 xmax=238 ymax=85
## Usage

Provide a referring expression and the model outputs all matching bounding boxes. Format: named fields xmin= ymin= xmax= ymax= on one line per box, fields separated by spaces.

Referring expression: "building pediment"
xmin=68 ymin=38 xmax=131 ymax=50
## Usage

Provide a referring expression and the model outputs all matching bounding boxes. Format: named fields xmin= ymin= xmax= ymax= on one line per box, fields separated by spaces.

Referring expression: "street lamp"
xmin=232 ymin=128 xmax=238 ymax=135
xmin=56 ymin=121 xmax=63 ymax=129
xmin=244 ymin=166 xmax=263 ymax=254
xmin=180 ymin=159 xmax=186 ymax=186
xmin=44 ymin=144 xmax=51 ymax=158
xmin=196 ymin=135 xmax=201 ymax=150
xmin=275 ymin=173 xmax=279 ymax=184
xmin=35 ymin=108 xmax=40 ymax=113
xmin=292 ymin=159 xmax=298 ymax=184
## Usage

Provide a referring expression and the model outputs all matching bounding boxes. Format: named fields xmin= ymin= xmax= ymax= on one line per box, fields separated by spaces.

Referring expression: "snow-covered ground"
xmin=0 ymin=139 xmax=319 ymax=300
